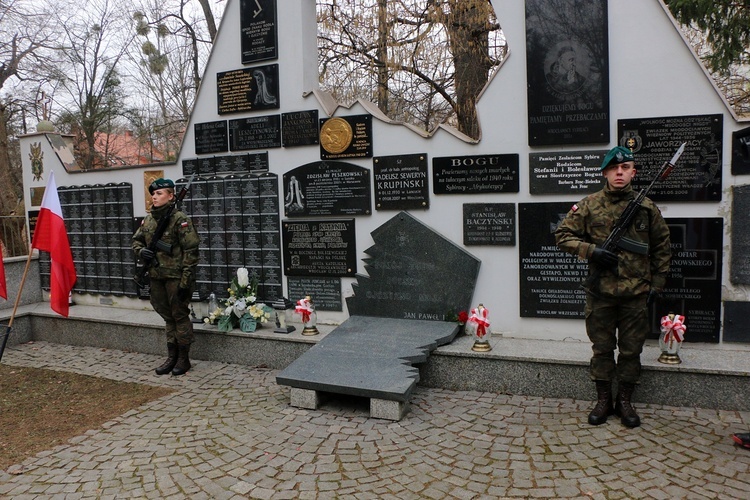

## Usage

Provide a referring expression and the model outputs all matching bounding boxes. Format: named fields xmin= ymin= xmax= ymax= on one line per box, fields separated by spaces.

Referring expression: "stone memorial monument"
xmin=277 ymin=211 xmax=481 ymax=420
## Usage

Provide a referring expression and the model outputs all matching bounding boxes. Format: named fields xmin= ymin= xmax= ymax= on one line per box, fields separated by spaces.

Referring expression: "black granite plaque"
xmin=722 ymin=302 xmax=750 ymax=343
xmin=463 ymin=203 xmax=516 ymax=246
xmin=194 ymin=121 xmax=228 ymax=155
xmin=182 ymin=158 xmax=198 ymax=176
xmin=282 ymin=219 xmax=356 ymax=277
xmin=529 ymin=150 xmax=607 ymax=194
xmin=525 ymin=0 xmax=610 ymax=146
xmin=196 ymin=157 xmax=214 ymax=175
xmin=214 ymin=156 xmax=233 ymax=173
xmin=283 ymin=161 xmax=371 ymax=217
xmin=319 ymin=115 xmax=372 ymax=159
xmin=229 ymin=115 xmax=281 ymax=151
xmin=618 ymin=114 xmax=722 ymax=201
xmin=346 ymin=211 xmax=481 ymax=320
xmin=373 ymin=154 xmax=429 ymax=210
xmin=217 ymin=64 xmax=279 ymax=114
xmin=519 ymin=202 xmax=589 ymax=318
xmin=282 ymin=110 xmax=319 ymax=147
xmin=731 ymin=126 xmax=750 ymax=176
xmin=240 ymin=0 xmax=277 ymax=64
xmin=433 ymin=154 xmax=520 ymax=194
xmin=658 ymin=218 xmax=722 ymax=343
xmin=287 ymin=277 xmax=342 ymax=311
xmin=730 ymin=184 xmax=750 ymax=284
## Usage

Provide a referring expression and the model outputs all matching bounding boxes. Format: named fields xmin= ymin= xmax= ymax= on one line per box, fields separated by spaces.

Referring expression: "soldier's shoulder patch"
xmin=571 ymin=203 xmax=579 ymax=212
xmin=181 ymin=221 xmax=189 ymax=228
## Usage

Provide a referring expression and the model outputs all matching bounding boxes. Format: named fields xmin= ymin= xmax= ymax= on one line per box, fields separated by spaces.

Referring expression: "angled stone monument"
xmin=277 ymin=211 xmax=481 ymax=420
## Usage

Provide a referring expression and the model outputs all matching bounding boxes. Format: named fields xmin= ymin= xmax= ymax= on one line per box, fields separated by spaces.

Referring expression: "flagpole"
xmin=0 ymin=247 xmax=35 ymax=363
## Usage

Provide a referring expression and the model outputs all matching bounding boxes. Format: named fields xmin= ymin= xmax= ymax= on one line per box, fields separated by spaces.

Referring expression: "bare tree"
xmin=0 ymin=0 xmax=55 ymax=229
xmin=128 ymin=0 xmax=219 ymax=161
xmin=50 ymin=0 xmax=135 ymax=170
xmin=317 ymin=0 xmax=506 ymax=139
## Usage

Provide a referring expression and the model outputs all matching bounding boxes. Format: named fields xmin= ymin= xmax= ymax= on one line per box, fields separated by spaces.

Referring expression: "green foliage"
xmin=665 ymin=0 xmax=750 ymax=72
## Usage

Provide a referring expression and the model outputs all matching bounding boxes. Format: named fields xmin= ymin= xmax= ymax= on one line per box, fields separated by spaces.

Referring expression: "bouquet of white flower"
xmin=206 ymin=267 xmax=273 ymax=332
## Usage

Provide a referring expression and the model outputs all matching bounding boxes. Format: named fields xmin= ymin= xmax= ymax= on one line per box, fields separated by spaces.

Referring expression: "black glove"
xmin=590 ymin=247 xmax=618 ymax=269
xmin=647 ymin=288 xmax=660 ymax=306
xmin=177 ymin=287 xmax=191 ymax=302
xmin=139 ymin=248 xmax=155 ymax=261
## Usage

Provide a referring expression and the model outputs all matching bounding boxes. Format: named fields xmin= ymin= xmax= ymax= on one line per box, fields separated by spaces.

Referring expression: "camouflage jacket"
xmin=555 ymin=183 xmax=671 ymax=298
xmin=132 ymin=203 xmax=200 ymax=287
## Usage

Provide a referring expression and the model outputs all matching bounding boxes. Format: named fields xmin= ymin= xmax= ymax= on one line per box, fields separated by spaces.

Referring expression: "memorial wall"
xmin=18 ymin=0 xmax=750 ymax=343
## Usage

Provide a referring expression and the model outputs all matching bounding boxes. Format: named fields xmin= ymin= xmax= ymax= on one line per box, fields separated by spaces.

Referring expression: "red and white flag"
xmin=31 ymin=171 xmax=77 ymax=317
xmin=0 ymin=245 xmax=6 ymax=300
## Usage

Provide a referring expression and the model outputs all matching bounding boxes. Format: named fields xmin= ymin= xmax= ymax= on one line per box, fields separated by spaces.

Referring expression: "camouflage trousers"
xmin=149 ymin=278 xmax=194 ymax=346
xmin=584 ymin=294 xmax=648 ymax=384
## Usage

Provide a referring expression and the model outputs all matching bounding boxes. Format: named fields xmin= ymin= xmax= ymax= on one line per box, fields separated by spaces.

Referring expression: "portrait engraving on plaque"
xmin=525 ymin=0 xmax=610 ymax=146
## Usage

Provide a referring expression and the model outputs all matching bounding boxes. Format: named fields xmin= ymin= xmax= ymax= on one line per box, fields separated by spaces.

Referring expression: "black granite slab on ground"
xmin=276 ymin=316 xmax=459 ymax=402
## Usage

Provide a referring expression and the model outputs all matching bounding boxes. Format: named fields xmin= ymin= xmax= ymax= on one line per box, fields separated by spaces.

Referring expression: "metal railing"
xmin=0 ymin=216 xmax=28 ymax=258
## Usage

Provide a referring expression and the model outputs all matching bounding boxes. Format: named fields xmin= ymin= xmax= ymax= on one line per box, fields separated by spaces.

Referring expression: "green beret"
xmin=148 ymin=178 xmax=175 ymax=194
xmin=600 ymin=146 xmax=635 ymax=170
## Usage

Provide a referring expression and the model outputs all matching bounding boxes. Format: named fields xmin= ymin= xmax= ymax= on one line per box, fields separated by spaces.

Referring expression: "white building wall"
xmin=19 ymin=0 xmax=750 ymax=341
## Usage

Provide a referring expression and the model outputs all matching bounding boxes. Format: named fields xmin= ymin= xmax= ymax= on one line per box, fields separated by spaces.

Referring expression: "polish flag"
xmin=0 ymin=247 xmax=6 ymax=300
xmin=31 ymin=171 xmax=77 ymax=316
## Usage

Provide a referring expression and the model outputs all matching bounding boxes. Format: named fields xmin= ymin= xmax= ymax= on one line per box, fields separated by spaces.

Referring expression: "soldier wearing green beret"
xmin=555 ymin=146 xmax=671 ymax=428
xmin=133 ymin=178 xmax=200 ymax=376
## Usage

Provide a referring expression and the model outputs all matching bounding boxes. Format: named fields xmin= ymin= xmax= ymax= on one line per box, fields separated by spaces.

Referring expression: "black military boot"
xmin=155 ymin=343 xmax=178 ymax=376
xmin=615 ymin=382 xmax=641 ymax=428
xmin=171 ymin=344 xmax=192 ymax=376
xmin=588 ymin=380 xmax=615 ymax=425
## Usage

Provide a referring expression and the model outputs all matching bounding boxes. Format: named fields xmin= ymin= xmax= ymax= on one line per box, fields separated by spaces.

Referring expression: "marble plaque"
xmin=529 ymin=150 xmax=606 ymax=194
xmin=432 ymin=154 xmax=519 ymax=194
xmin=282 ymin=219 xmax=356 ymax=277
xmin=463 ymin=203 xmax=516 ymax=246
xmin=373 ymin=153 xmax=429 ymax=210
xmin=283 ymin=161 xmax=371 ymax=217
xmin=618 ymin=114 xmax=722 ymax=201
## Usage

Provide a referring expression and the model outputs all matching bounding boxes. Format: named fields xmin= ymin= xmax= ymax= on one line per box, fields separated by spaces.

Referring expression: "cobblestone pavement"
xmin=1 ymin=342 xmax=749 ymax=499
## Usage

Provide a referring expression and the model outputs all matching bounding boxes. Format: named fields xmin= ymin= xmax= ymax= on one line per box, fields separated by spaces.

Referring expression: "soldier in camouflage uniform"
xmin=555 ymin=146 xmax=671 ymax=428
xmin=133 ymin=178 xmax=200 ymax=376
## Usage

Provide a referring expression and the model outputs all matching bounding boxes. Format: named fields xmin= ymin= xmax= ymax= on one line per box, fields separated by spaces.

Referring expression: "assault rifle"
xmin=581 ymin=143 xmax=686 ymax=295
xmin=133 ymin=173 xmax=195 ymax=287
